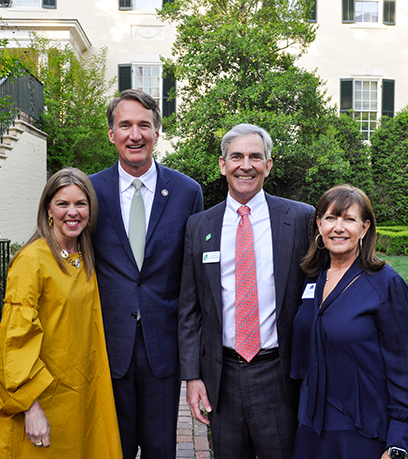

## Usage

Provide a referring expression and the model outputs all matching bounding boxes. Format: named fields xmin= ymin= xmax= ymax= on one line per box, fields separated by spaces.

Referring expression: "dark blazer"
xmin=291 ymin=259 xmax=408 ymax=448
xmin=178 ymin=193 xmax=314 ymax=411
xmin=90 ymin=162 xmax=203 ymax=379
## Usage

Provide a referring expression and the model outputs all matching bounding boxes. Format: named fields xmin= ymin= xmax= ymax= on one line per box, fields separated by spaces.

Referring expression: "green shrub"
xmin=376 ymin=227 xmax=408 ymax=256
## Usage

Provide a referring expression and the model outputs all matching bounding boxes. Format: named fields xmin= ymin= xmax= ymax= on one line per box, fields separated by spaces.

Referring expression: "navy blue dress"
xmin=291 ymin=258 xmax=408 ymax=458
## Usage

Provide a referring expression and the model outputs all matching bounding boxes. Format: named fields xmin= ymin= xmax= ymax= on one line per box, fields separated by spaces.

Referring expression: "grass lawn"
xmin=377 ymin=253 xmax=408 ymax=283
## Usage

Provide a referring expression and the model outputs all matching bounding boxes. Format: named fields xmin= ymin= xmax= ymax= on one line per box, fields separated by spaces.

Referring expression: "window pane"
xmin=354 ymin=1 xmax=379 ymax=23
xmin=133 ymin=65 xmax=161 ymax=105
xmin=134 ymin=0 xmax=161 ymax=9
xmin=353 ymin=79 xmax=378 ymax=139
xmin=14 ymin=0 xmax=41 ymax=5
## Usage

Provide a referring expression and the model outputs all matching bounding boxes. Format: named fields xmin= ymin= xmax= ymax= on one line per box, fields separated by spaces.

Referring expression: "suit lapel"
xmin=266 ymin=195 xmax=296 ymax=320
xmin=146 ymin=162 xmax=172 ymax=244
xmin=100 ymin=164 xmax=136 ymax=266
xmin=200 ymin=202 xmax=225 ymax=326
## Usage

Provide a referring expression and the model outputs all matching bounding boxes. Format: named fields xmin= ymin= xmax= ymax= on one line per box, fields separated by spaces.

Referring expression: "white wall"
xmin=297 ymin=1 xmax=408 ymax=114
xmin=0 ymin=121 xmax=47 ymax=245
xmin=1 ymin=1 xmax=177 ymax=97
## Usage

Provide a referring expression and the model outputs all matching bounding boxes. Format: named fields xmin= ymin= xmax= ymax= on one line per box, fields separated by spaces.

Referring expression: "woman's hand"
xmin=24 ymin=400 xmax=50 ymax=448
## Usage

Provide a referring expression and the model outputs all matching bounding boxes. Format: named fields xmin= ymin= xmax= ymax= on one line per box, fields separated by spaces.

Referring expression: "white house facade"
xmin=0 ymin=0 xmax=178 ymax=152
xmin=1 ymin=0 xmax=407 ymax=142
xmin=298 ymin=0 xmax=408 ymax=140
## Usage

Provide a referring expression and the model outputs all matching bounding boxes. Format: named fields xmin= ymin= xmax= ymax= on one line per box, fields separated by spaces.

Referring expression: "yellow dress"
xmin=0 ymin=238 xmax=123 ymax=459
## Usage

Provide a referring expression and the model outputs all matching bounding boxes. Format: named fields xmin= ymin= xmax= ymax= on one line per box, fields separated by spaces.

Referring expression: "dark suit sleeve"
xmin=178 ymin=216 xmax=202 ymax=381
xmin=192 ymin=187 xmax=204 ymax=215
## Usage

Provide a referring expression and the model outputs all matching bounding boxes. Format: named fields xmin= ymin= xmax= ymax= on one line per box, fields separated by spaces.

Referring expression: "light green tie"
xmin=129 ymin=179 xmax=145 ymax=271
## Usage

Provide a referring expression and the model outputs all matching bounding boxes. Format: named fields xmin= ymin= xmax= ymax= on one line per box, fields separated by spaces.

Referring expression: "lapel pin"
xmin=206 ymin=233 xmax=211 ymax=241
xmin=161 ymin=189 xmax=169 ymax=197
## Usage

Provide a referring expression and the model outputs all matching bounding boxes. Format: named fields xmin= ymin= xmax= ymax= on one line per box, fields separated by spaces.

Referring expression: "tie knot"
xmin=237 ymin=205 xmax=250 ymax=218
xmin=133 ymin=179 xmax=143 ymax=195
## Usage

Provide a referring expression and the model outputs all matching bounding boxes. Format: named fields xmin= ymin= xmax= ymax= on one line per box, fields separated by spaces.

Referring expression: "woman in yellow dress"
xmin=0 ymin=168 xmax=122 ymax=458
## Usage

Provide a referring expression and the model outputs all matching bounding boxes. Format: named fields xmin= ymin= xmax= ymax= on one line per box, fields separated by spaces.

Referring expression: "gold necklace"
xmin=56 ymin=241 xmax=82 ymax=269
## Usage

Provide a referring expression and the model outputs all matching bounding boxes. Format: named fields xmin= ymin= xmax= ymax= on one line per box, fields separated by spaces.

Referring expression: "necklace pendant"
xmin=74 ymin=258 xmax=81 ymax=269
xmin=60 ymin=249 xmax=69 ymax=259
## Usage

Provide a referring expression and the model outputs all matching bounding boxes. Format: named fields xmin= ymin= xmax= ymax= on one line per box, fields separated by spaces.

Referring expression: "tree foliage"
xmin=158 ymin=0 xmax=371 ymax=208
xmin=12 ymin=35 xmax=117 ymax=174
xmin=1 ymin=38 xmax=25 ymax=126
xmin=370 ymin=108 xmax=408 ymax=223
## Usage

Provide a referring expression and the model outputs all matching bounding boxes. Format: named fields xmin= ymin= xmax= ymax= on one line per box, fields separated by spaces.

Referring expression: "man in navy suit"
xmin=178 ymin=124 xmax=314 ymax=459
xmin=90 ymin=89 xmax=203 ymax=459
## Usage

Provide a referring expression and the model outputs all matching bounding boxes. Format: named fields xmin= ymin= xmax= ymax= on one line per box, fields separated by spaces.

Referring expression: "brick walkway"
xmin=136 ymin=381 xmax=211 ymax=458
xmin=177 ymin=382 xmax=211 ymax=458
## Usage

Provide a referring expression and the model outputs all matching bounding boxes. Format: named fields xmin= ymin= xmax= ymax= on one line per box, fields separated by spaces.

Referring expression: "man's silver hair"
xmin=220 ymin=124 xmax=273 ymax=160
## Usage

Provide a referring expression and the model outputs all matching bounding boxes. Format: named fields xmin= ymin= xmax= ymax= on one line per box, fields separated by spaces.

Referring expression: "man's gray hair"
xmin=220 ymin=124 xmax=273 ymax=160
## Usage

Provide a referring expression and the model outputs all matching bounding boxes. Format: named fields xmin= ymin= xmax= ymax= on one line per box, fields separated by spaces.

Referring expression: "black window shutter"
xmin=308 ymin=0 xmax=317 ymax=22
xmin=162 ymin=76 xmax=176 ymax=130
xmin=340 ymin=79 xmax=353 ymax=114
xmin=382 ymin=79 xmax=395 ymax=117
xmin=162 ymin=0 xmax=174 ymax=5
xmin=119 ymin=0 xmax=132 ymax=10
xmin=118 ymin=64 xmax=132 ymax=92
xmin=383 ymin=0 xmax=396 ymax=25
xmin=43 ymin=0 xmax=56 ymax=8
xmin=342 ymin=0 xmax=355 ymax=23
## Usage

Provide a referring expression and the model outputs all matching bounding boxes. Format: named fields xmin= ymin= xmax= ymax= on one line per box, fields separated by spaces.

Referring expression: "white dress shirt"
xmin=220 ymin=190 xmax=278 ymax=350
xmin=118 ymin=160 xmax=157 ymax=234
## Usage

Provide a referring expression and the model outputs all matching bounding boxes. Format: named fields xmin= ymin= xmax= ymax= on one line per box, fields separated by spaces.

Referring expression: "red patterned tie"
xmin=235 ymin=205 xmax=261 ymax=362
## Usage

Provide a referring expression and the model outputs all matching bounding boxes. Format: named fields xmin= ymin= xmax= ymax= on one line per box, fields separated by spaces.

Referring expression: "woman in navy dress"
xmin=291 ymin=185 xmax=408 ymax=459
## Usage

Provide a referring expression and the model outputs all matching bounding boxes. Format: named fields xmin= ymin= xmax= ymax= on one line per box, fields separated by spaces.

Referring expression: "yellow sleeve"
xmin=0 ymin=246 xmax=54 ymax=415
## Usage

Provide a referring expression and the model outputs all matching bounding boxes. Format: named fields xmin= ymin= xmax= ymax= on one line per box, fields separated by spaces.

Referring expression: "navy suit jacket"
xmin=178 ymin=192 xmax=314 ymax=411
xmin=291 ymin=259 xmax=408 ymax=448
xmin=90 ymin=162 xmax=203 ymax=379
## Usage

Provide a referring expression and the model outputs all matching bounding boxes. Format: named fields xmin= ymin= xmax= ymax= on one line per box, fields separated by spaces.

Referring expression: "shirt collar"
xmin=118 ymin=160 xmax=157 ymax=194
xmin=226 ymin=190 xmax=266 ymax=221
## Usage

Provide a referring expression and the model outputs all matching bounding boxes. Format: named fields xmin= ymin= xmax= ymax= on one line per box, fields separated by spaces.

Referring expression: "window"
xmin=119 ymin=0 xmax=172 ymax=10
xmin=134 ymin=0 xmax=161 ymax=8
xmin=354 ymin=80 xmax=378 ymax=140
xmin=355 ymin=1 xmax=378 ymax=22
xmin=340 ymin=78 xmax=395 ymax=140
xmin=134 ymin=66 xmax=161 ymax=104
xmin=12 ymin=0 xmax=55 ymax=6
xmin=118 ymin=64 xmax=176 ymax=126
xmin=343 ymin=0 xmax=395 ymax=24
xmin=383 ymin=0 xmax=396 ymax=24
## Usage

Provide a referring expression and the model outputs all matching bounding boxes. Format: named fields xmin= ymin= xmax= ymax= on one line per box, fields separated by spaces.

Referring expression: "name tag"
xmin=302 ymin=283 xmax=316 ymax=299
xmin=202 ymin=251 xmax=220 ymax=263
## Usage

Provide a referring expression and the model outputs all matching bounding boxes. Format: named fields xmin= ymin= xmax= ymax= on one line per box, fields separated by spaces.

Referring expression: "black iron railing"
xmin=0 ymin=238 xmax=10 ymax=318
xmin=0 ymin=68 xmax=44 ymax=139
